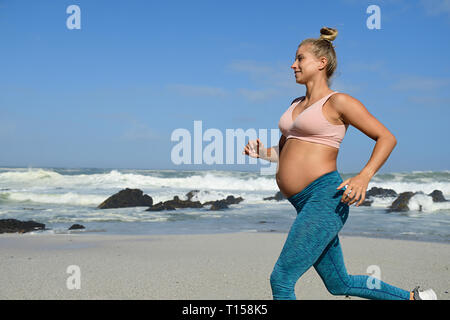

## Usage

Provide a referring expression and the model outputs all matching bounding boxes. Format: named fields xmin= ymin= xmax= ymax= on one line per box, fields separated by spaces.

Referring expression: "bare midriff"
xmin=276 ymin=139 xmax=339 ymax=199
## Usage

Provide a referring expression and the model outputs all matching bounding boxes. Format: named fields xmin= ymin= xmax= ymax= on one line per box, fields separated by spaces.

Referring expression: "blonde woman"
xmin=243 ymin=27 xmax=436 ymax=300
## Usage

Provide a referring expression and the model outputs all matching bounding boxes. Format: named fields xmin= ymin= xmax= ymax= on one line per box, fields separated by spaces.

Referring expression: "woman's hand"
xmin=336 ymin=174 xmax=370 ymax=207
xmin=242 ymin=138 xmax=265 ymax=159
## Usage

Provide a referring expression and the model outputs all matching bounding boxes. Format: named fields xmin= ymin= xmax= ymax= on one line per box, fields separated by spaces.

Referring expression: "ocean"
xmin=0 ymin=167 xmax=449 ymax=243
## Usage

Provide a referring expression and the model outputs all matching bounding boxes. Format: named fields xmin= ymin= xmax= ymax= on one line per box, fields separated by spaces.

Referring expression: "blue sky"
xmin=1 ymin=0 xmax=449 ymax=173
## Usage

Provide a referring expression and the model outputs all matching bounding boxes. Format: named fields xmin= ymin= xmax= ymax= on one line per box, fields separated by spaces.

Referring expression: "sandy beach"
xmin=0 ymin=232 xmax=448 ymax=300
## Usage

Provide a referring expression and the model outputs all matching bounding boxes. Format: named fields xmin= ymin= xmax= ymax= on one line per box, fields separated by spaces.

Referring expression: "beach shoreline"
xmin=0 ymin=231 xmax=448 ymax=300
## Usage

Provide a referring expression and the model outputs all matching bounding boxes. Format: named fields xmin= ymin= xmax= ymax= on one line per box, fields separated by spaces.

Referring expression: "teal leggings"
xmin=270 ymin=170 xmax=411 ymax=300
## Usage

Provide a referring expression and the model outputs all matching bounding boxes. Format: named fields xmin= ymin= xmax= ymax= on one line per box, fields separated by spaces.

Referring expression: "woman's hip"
xmin=287 ymin=170 xmax=349 ymax=224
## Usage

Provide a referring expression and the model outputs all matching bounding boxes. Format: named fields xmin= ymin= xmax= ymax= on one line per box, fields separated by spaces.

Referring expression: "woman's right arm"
xmin=243 ymin=135 xmax=287 ymax=163
xmin=258 ymin=134 xmax=286 ymax=163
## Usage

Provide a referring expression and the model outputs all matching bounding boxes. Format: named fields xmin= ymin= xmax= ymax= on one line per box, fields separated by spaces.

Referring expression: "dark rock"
xmin=146 ymin=202 xmax=177 ymax=211
xmin=428 ymin=190 xmax=448 ymax=202
xmin=0 ymin=219 xmax=45 ymax=234
xmin=387 ymin=192 xmax=415 ymax=212
xmin=224 ymin=195 xmax=244 ymax=205
xmin=145 ymin=194 xmax=243 ymax=212
xmin=98 ymin=188 xmax=153 ymax=209
xmin=145 ymin=195 xmax=203 ymax=211
xmin=366 ymin=187 xmax=397 ymax=198
xmin=170 ymin=195 xmax=204 ymax=208
xmin=203 ymin=195 xmax=244 ymax=207
xmin=388 ymin=190 xmax=446 ymax=212
xmin=209 ymin=200 xmax=229 ymax=211
xmin=263 ymin=191 xmax=286 ymax=201
xmin=186 ymin=190 xmax=200 ymax=201
xmin=68 ymin=224 xmax=85 ymax=230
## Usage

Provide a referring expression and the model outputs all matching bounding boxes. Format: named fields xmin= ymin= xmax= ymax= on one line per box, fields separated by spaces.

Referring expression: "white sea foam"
xmin=1 ymin=191 xmax=107 ymax=206
xmin=0 ymin=169 xmax=277 ymax=191
xmin=0 ymin=168 xmax=449 ymax=214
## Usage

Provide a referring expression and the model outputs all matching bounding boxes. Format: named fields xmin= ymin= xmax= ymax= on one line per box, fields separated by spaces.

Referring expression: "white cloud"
xmin=345 ymin=60 xmax=388 ymax=75
xmin=226 ymin=59 xmax=301 ymax=101
xmin=237 ymin=88 xmax=280 ymax=102
xmin=93 ymin=112 xmax=160 ymax=141
xmin=120 ymin=120 xmax=160 ymax=141
xmin=227 ymin=60 xmax=274 ymax=76
xmin=420 ymin=0 xmax=450 ymax=16
xmin=331 ymin=80 xmax=365 ymax=95
xmin=166 ymin=84 xmax=228 ymax=97
xmin=390 ymin=75 xmax=450 ymax=91
xmin=407 ymin=95 xmax=450 ymax=107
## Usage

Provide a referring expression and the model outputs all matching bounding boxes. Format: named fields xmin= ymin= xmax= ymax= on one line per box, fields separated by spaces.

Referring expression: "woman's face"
xmin=291 ymin=44 xmax=325 ymax=84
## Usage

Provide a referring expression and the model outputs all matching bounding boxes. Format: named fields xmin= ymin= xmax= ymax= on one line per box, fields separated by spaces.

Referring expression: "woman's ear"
xmin=318 ymin=56 xmax=328 ymax=71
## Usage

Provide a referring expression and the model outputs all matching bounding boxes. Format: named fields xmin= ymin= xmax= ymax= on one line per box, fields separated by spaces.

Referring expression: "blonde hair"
xmin=299 ymin=27 xmax=338 ymax=86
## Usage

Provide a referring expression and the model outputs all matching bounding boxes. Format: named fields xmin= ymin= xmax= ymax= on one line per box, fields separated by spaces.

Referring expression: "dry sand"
xmin=0 ymin=232 xmax=448 ymax=300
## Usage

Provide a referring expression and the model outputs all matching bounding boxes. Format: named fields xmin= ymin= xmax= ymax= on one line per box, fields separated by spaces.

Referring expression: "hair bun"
xmin=319 ymin=27 xmax=338 ymax=42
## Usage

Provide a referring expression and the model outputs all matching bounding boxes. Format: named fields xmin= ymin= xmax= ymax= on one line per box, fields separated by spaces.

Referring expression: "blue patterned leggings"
xmin=270 ymin=170 xmax=411 ymax=300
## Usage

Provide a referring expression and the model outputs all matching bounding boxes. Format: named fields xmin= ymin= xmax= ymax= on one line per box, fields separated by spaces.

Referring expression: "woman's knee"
xmin=269 ymin=268 xmax=283 ymax=287
xmin=326 ymin=282 xmax=350 ymax=296
xmin=270 ymin=266 xmax=293 ymax=290
xmin=270 ymin=269 xmax=296 ymax=300
xmin=322 ymin=275 xmax=352 ymax=296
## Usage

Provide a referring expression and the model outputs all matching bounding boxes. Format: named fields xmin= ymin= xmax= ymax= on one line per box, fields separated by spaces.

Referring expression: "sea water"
xmin=0 ymin=167 xmax=449 ymax=243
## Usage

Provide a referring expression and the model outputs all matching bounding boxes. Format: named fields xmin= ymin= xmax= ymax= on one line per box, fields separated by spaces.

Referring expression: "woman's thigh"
xmin=274 ymin=197 xmax=346 ymax=274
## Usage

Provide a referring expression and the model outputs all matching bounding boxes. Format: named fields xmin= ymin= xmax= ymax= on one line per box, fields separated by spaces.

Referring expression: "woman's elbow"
xmin=391 ymin=135 xmax=397 ymax=145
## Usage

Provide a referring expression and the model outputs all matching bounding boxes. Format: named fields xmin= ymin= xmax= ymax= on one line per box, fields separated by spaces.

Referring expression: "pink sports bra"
xmin=278 ymin=91 xmax=348 ymax=149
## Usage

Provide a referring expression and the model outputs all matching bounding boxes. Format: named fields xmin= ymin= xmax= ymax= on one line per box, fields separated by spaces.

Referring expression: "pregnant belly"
xmin=276 ymin=139 xmax=339 ymax=198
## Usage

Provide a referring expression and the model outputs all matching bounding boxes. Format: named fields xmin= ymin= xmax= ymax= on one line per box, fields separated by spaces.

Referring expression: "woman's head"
xmin=291 ymin=27 xmax=338 ymax=87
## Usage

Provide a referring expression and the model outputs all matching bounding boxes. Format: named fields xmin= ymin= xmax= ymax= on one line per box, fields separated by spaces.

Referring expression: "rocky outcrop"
xmin=428 ymin=190 xmax=448 ymax=202
xmin=68 ymin=224 xmax=85 ymax=230
xmin=387 ymin=189 xmax=448 ymax=212
xmin=98 ymin=188 xmax=153 ymax=209
xmin=203 ymin=195 xmax=244 ymax=211
xmin=208 ymin=200 xmax=229 ymax=211
xmin=263 ymin=191 xmax=285 ymax=201
xmin=388 ymin=192 xmax=417 ymax=212
xmin=146 ymin=195 xmax=203 ymax=211
xmin=0 ymin=219 xmax=45 ymax=234
xmin=146 ymin=194 xmax=244 ymax=211
xmin=185 ymin=190 xmax=201 ymax=201
xmin=366 ymin=187 xmax=397 ymax=198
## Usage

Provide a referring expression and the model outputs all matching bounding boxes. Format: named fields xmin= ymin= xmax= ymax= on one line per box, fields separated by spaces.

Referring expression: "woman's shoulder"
xmin=329 ymin=92 xmax=359 ymax=106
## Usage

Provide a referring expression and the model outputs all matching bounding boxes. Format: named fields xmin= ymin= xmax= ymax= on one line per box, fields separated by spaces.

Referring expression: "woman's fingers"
xmin=348 ymin=188 xmax=361 ymax=205
xmin=336 ymin=178 xmax=349 ymax=190
xmin=341 ymin=184 xmax=356 ymax=203
xmin=342 ymin=188 xmax=353 ymax=203
xmin=242 ymin=140 xmax=260 ymax=158
xmin=356 ymin=192 xmax=366 ymax=207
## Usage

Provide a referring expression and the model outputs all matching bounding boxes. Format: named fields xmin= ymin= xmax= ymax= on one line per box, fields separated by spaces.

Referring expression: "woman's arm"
xmin=331 ymin=93 xmax=397 ymax=206
xmin=258 ymin=134 xmax=287 ymax=163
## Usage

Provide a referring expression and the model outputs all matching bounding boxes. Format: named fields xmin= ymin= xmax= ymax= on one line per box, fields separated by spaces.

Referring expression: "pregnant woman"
xmin=243 ymin=27 xmax=436 ymax=300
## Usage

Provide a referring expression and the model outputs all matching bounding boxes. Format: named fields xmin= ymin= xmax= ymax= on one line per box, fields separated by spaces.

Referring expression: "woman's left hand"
xmin=336 ymin=174 xmax=370 ymax=207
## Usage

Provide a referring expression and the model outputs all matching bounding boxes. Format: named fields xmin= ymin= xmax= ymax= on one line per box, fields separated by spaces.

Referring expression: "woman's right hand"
xmin=242 ymin=138 xmax=265 ymax=159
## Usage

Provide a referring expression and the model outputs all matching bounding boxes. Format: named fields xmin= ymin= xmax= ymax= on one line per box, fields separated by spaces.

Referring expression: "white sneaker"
xmin=412 ymin=286 xmax=438 ymax=300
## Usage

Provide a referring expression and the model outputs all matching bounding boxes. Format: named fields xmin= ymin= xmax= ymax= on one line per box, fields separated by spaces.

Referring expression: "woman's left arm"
xmin=331 ymin=93 xmax=397 ymax=207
